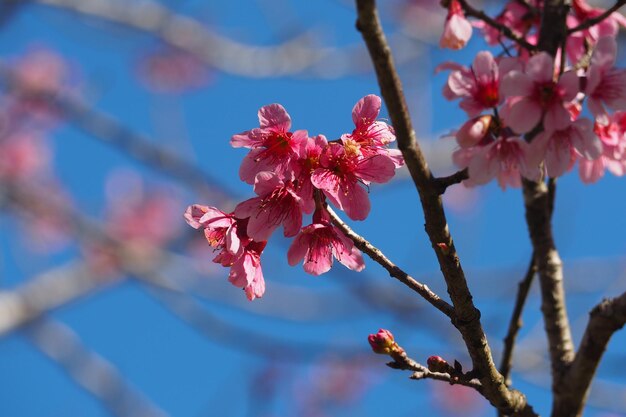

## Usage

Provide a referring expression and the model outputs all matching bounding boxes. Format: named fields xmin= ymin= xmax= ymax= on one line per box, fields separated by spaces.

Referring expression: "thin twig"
xmin=354 ymin=1 xmax=536 ymax=415
xmin=568 ymin=0 xmax=626 ymax=34
xmin=499 ymin=255 xmax=537 ymax=388
xmin=456 ymin=0 xmax=537 ymax=51
xmin=325 ymin=206 xmax=455 ymax=319
xmin=388 ymin=352 xmax=483 ymax=391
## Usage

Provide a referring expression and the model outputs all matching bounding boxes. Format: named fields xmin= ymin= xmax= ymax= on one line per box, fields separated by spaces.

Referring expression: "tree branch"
xmin=387 ymin=351 xmax=484 ymax=391
xmin=499 ymin=255 xmax=537 ymax=389
xmin=567 ymin=0 xmax=626 ymax=34
xmin=455 ymin=0 xmax=537 ymax=51
xmin=354 ymin=1 xmax=536 ymax=415
xmin=520 ymin=1 xmax=576 ymax=408
xmin=552 ymin=291 xmax=626 ymax=417
xmin=433 ymin=168 xmax=468 ymax=195
xmin=325 ymin=206 xmax=455 ymax=319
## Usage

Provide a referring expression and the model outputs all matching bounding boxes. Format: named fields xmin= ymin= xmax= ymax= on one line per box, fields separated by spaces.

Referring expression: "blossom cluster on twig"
xmin=185 ymin=95 xmax=404 ymax=300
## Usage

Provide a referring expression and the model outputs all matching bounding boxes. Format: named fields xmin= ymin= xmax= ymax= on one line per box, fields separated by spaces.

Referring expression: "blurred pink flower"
xmin=440 ymin=0 xmax=472 ymax=50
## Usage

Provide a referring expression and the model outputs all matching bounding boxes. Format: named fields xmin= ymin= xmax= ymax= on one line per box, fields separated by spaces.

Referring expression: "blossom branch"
xmin=355 ymin=1 xmax=536 ymax=415
xmin=325 ymin=206 xmax=455 ymax=319
xmin=567 ymin=0 xmax=626 ymax=34
xmin=455 ymin=0 xmax=537 ymax=51
xmin=552 ymin=291 xmax=626 ymax=416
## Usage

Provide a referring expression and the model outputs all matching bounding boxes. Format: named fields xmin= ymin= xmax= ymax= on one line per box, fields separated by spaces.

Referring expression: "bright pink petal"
xmin=338 ymin=182 xmax=370 ymax=221
xmin=352 ymin=95 xmax=381 ymax=126
xmin=258 ymin=104 xmax=291 ymax=131
xmin=253 ymin=171 xmax=283 ymax=196
xmin=287 ymin=233 xmax=310 ymax=266
xmin=355 ymin=155 xmax=396 ymax=183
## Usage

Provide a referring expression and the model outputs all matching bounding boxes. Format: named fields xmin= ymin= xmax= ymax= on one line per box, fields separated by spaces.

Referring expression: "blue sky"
xmin=1 ymin=1 xmax=625 ymax=417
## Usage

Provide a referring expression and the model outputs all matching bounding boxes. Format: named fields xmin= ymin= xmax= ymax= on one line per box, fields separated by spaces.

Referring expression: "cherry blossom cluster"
xmin=185 ymin=95 xmax=403 ymax=300
xmin=438 ymin=0 xmax=626 ymax=187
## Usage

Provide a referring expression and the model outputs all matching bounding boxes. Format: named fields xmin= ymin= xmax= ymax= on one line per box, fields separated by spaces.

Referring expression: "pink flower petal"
xmin=258 ymin=104 xmax=291 ymax=131
xmin=352 ymin=95 xmax=381 ymax=126
xmin=504 ymin=97 xmax=542 ymax=133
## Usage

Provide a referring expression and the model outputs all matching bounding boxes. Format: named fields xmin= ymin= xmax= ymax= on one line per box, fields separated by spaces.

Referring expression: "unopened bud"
xmin=456 ymin=115 xmax=494 ymax=148
xmin=368 ymin=329 xmax=402 ymax=355
xmin=427 ymin=355 xmax=454 ymax=374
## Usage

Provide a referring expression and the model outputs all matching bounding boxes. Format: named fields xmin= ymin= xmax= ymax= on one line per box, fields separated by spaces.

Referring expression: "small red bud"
xmin=427 ymin=355 xmax=453 ymax=373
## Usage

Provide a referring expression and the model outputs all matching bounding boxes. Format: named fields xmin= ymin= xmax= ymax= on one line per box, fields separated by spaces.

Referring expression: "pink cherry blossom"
xmin=311 ymin=143 xmax=395 ymax=221
xmin=293 ymin=134 xmax=328 ymax=214
xmin=227 ymin=240 xmax=266 ymax=301
xmin=567 ymin=0 xmax=626 ymax=63
xmin=184 ymin=204 xmax=242 ymax=257
xmin=501 ymin=52 xmax=579 ymax=133
xmin=464 ymin=136 xmax=541 ymax=189
xmin=585 ymin=37 xmax=626 ymax=124
xmin=287 ymin=208 xmax=364 ymax=276
xmin=441 ymin=52 xmax=520 ymax=117
xmin=341 ymin=95 xmax=403 ymax=168
xmin=530 ymin=118 xmax=602 ymax=178
xmin=579 ymin=112 xmax=626 ymax=182
xmin=231 ymin=103 xmax=308 ymax=183
xmin=477 ymin=1 xmax=539 ymax=46
xmin=439 ymin=0 xmax=472 ymax=50
xmin=234 ymin=171 xmax=303 ymax=241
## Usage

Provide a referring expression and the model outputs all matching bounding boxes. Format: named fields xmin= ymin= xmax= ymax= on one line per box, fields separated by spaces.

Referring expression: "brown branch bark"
xmin=519 ymin=2 xmax=576 ymax=411
xmin=325 ymin=206 xmax=455 ymax=319
xmin=552 ymin=292 xmax=626 ymax=417
xmin=355 ymin=1 xmax=536 ymax=415
xmin=388 ymin=351 xmax=484 ymax=391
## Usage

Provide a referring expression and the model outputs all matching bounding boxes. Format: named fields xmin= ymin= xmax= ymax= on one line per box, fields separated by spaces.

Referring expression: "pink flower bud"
xmin=440 ymin=0 xmax=472 ymax=50
xmin=456 ymin=115 xmax=494 ymax=148
xmin=368 ymin=329 xmax=398 ymax=355
xmin=427 ymin=355 xmax=453 ymax=373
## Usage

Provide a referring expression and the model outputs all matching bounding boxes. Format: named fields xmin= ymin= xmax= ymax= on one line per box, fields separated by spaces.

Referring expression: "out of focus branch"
xmin=0 ymin=63 xmax=233 ymax=205
xmin=567 ymin=0 xmax=626 ymax=33
xmin=0 ymin=262 xmax=118 ymax=337
xmin=354 ymin=1 xmax=536 ymax=415
xmin=27 ymin=317 xmax=169 ymax=417
xmin=455 ymin=0 xmax=536 ymax=50
xmin=30 ymin=0 xmax=423 ymax=79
